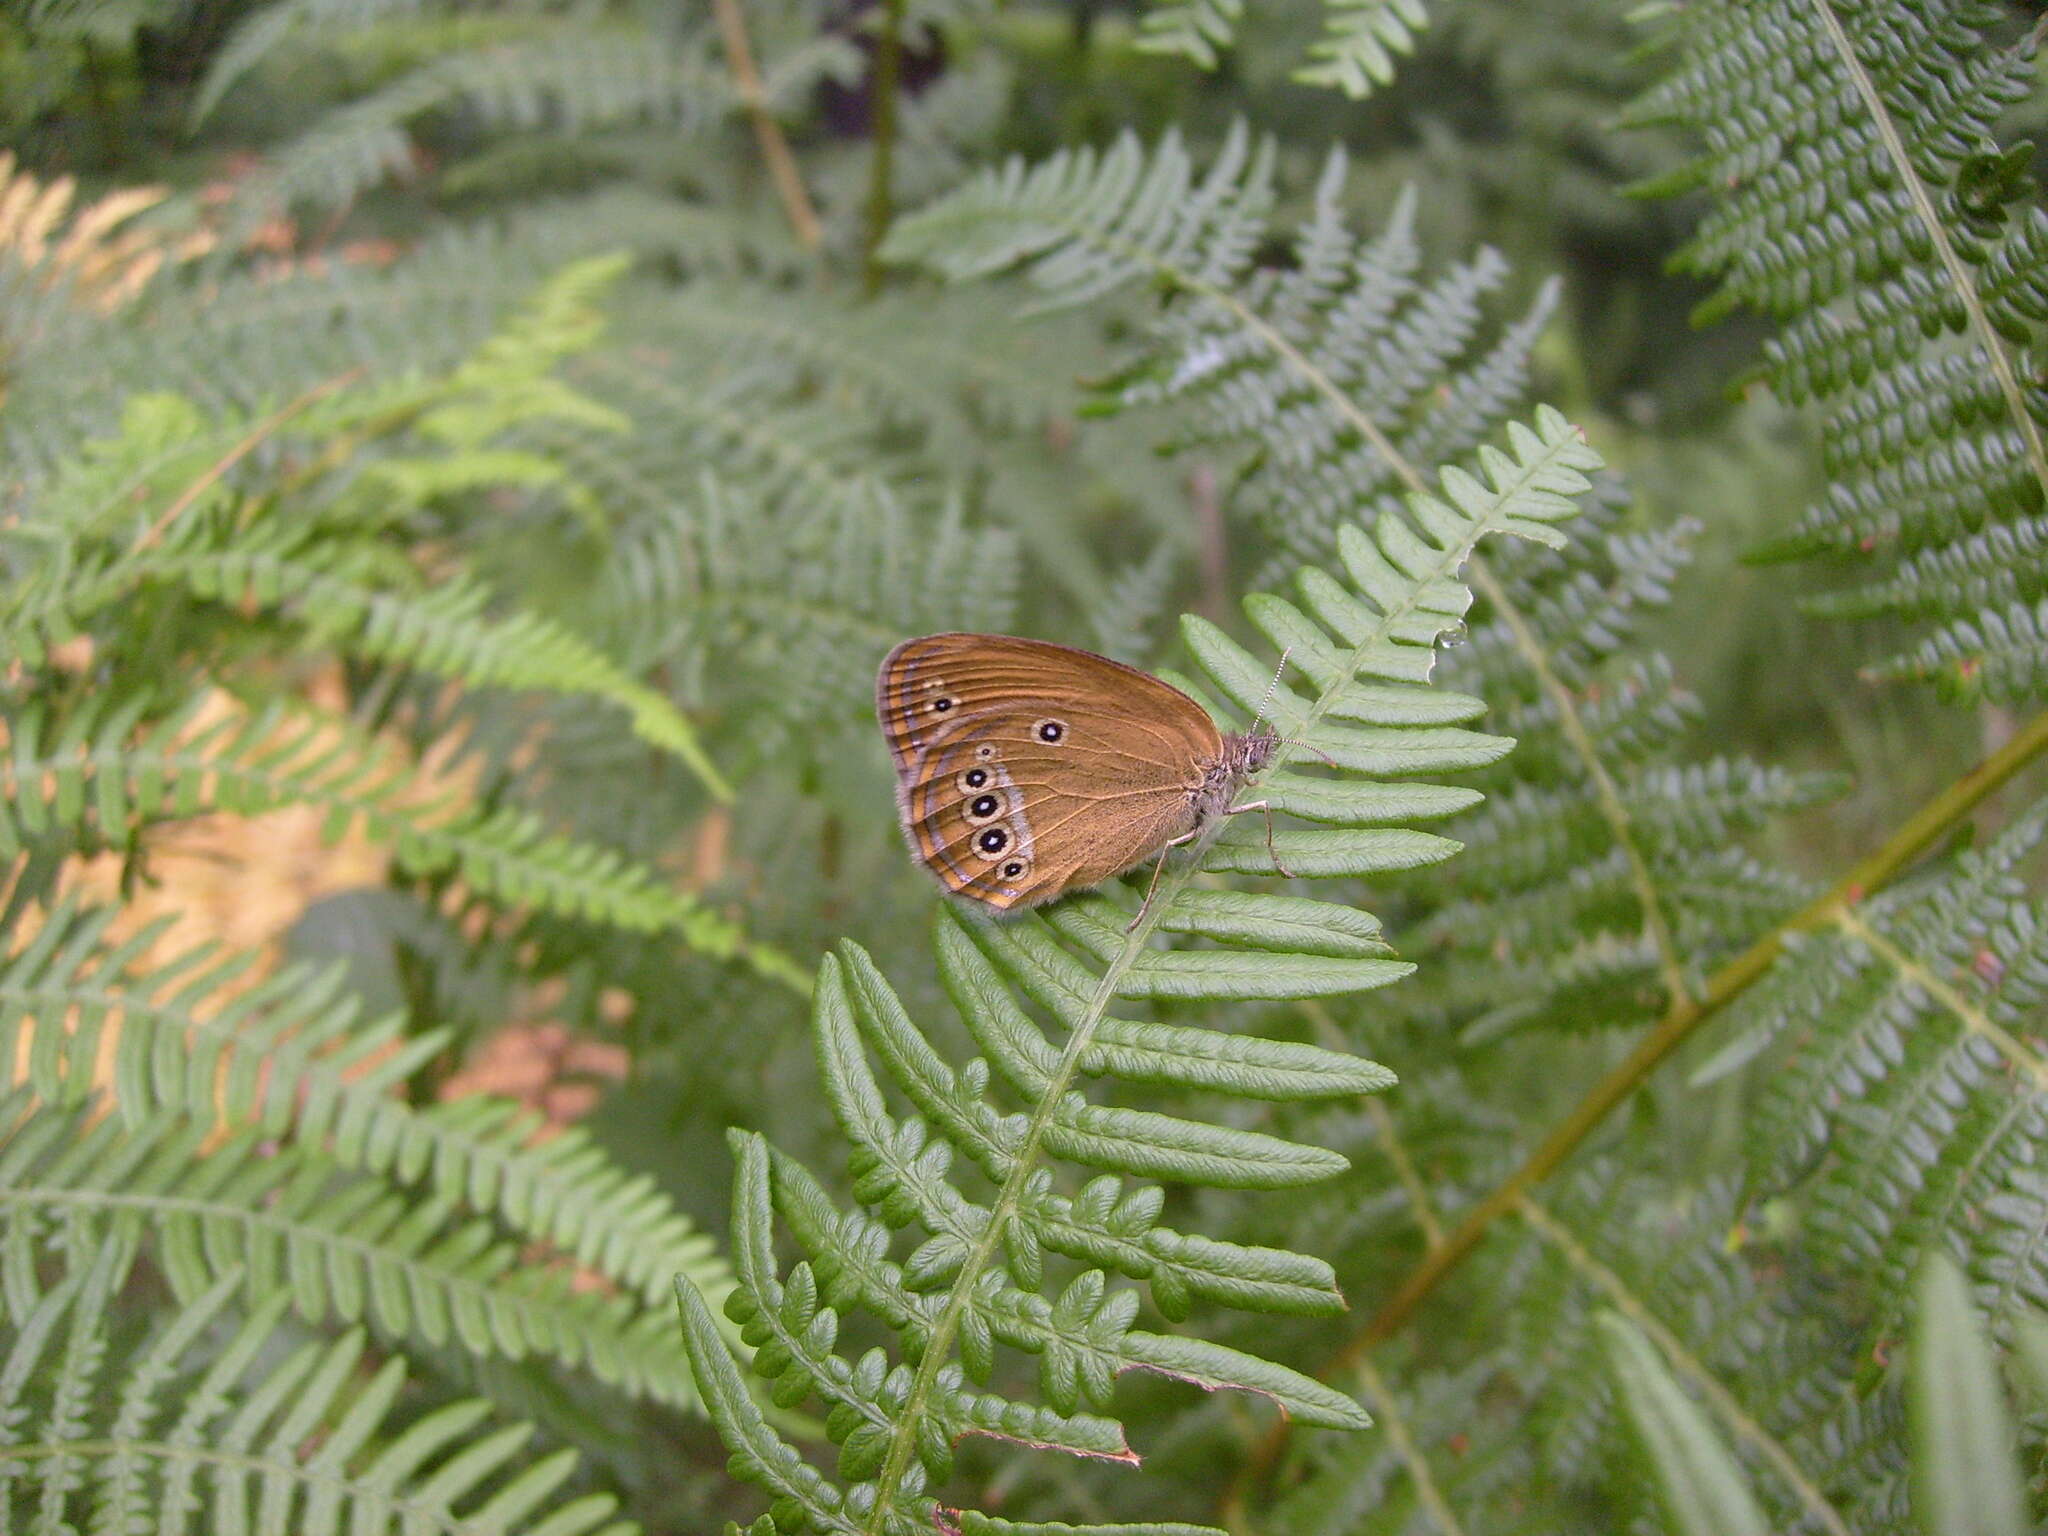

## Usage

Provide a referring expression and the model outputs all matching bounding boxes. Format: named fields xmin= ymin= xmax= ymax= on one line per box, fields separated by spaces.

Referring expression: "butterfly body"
xmin=877 ymin=633 xmax=1277 ymax=911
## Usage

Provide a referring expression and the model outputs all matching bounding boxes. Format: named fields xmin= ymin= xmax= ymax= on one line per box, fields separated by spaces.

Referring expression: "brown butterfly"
xmin=876 ymin=632 xmax=1282 ymax=913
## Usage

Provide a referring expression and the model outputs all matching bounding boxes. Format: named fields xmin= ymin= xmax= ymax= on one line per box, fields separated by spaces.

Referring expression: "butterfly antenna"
xmin=1250 ymin=646 xmax=1293 ymax=735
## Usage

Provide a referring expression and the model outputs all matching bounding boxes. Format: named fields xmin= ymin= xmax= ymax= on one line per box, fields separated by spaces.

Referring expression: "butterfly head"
xmin=1229 ymin=725 xmax=1280 ymax=778
xmin=1190 ymin=727 xmax=1278 ymax=821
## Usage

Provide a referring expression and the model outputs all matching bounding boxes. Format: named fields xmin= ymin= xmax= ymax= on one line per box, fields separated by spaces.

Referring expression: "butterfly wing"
xmin=877 ymin=633 xmax=1225 ymax=910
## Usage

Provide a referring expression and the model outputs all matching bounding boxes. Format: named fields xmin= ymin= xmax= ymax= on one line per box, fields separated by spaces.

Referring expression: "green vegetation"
xmin=2 ymin=1 xmax=2045 ymax=1531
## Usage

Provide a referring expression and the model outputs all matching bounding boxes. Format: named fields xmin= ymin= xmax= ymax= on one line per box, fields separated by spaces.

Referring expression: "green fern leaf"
xmin=1598 ymin=1312 xmax=1769 ymax=1536
xmin=223 ymin=19 xmax=854 ymax=225
xmin=884 ymin=128 xmax=1559 ymax=572
xmin=1134 ymin=0 xmax=1243 ymax=69
xmin=1135 ymin=0 xmax=1428 ymax=99
xmin=1293 ymin=0 xmax=1429 ymax=99
xmin=0 ymin=1091 xmax=709 ymax=1407
xmin=1 ymin=1259 xmax=638 ymax=1535
xmin=1 ymin=901 xmax=735 ymax=1344
xmin=1629 ymin=0 xmax=2048 ymax=699
xmin=0 ymin=697 xmax=756 ymax=961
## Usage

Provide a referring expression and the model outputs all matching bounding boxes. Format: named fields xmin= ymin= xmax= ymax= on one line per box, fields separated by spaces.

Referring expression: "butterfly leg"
xmin=1225 ymin=800 xmax=1293 ymax=879
xmin=1126 ymin=831 xmax=1199 ymax=933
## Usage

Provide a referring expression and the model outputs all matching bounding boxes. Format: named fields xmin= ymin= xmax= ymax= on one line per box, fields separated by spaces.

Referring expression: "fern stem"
xmin=1351 ymin=1353 xmax=1468 ymax=1536
xmin=1228 ymin=703 xmax=2048 ymax=1519
xmin=1370 ymin=1096 xmax=1444 ymax=1251
xmin=862 ymin=851 xmax=1194 ymax=1528
xmin=126 ymin=370 xmax=361 ymax=557
xmin=1833 ymin=907 xmax=2048 ymax=1093
xmin=862 ymin=0 xmax=908 ymax=296
xmin=1465 ymin=557 xmax=1689 ymax=1007
xmin=1304 ymin=999 xmax=1443 ymax=1246
xmin=1803 ymin=0 xmax=2048 ymax=504
xmin=713 ymin=0 xmax=824 ymax=255
xmin=1513 ymin=1194 xmax=1853 ymax=1536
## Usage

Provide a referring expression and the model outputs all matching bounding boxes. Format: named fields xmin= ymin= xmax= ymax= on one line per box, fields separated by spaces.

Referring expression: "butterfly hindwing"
xmin=877 ymin=634 xmax=1225 ymax=910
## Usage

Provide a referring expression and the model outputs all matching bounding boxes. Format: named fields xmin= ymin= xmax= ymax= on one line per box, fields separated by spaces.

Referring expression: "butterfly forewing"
xmin=877 ymin=634 xmax=1226 ymax=910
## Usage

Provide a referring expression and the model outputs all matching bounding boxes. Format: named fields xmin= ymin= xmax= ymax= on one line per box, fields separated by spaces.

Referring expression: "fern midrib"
xmin=127 ymin=374 xmax=360 ymax=558
xmin=1351 ymin=1353 xmax=1466 ymax=1536
xmin=1832 ymin=906 xmax=2048 ymax=1092
xmin=859 ymin=873 xmax=1166 ymax=1528
xmin=859 ymin=428 xmax=1566 ymax=1529
xmin=1515 ymin=1193 xmax=1852 ymax=1536
xmin=1802 ymin=0 xmax=2048 ymax=500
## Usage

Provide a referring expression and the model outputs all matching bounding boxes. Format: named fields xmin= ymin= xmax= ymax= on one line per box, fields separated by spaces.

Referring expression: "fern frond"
xmin=600 ymin=277 xmax=1098 ymax=478
xmin=1085 ymin=546 xmax=1181 ymax=666
xmin=1357 ymin=799 xmax=2048 ymax=1532
xmin=9 ymin=508 xmax=722 ymax=784
xmin=1135 ymin=0 xmax=1242 ymax=70
xmin=190 ymin=0 xmax=422 ymax=124
xmin=0 ymin=694 xmax=753 ymax=960
xmin=1284 ymin=1161 xmax=1850 ymax=1534
xmin=1135 ymin=0 xmax=1429 ymax=100
xmin=885 ymin=126 xmax=1799 ymax=1059
xmin=1629 ymin=0 xmax=2048 ymax=699
xmin=0 ymin=151 xmax=212 ymax=383
xmin=1713 ymin=806 xmax=2048 ymax=1355
xmin=883 ymin=127 xmax=1557 ymax=573
xmin=1294 ymin=1 xmax=1430 ymax=98
xmin=0 ymin=1259 xmax=637 ymax=1535
xmin=1884 ymin=596 xmax=2048 ymax=703
xmin=1 ymin=900 xmax=733 ymax=1336
xmin=1346 ymin=498 xmax=1838 ymax=1041
xmin=229 ymin=20 xmax=853 ymax=223
xmin=1 ymin=189 xmax=825 ymax=488
xmin=1735 ymin=803 xmax=2048 ymax=1199
xmin=0 ymin=1090 xmax=707 ymax=1406
xmin=676 ymin=403 xmax=1601 ymax=1529
xmin=5 ymin=256 xmax=730 ymax=796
